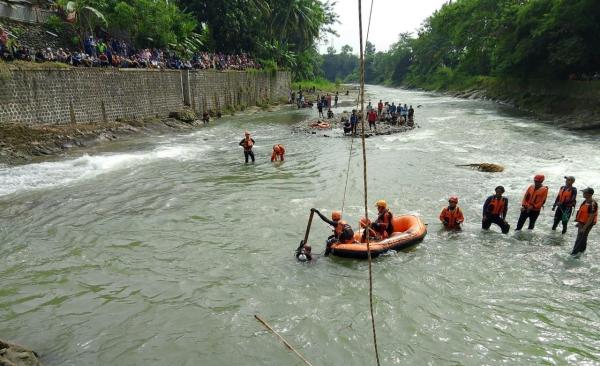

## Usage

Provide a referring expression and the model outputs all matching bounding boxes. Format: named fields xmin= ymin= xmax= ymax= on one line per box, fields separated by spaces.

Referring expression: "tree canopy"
xmin=319 ymin=0 xmax=600 ymax=85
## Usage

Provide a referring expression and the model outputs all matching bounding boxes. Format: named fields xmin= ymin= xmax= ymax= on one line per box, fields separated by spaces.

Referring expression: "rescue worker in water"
xmin=571 ymin=187 xmax=598 ymax=256
xmin=239 ymin=131 xmax=255 ymax=163
xmin=482 ymin=186 xmax=510 ymax=234
xmin=271 ymin=144 xmax=285 ymax=162
xmin=311 ymin=208 xmax=355 ymax=256
xmin=516 ymin=174 xmax=548 ymax=231
xmin=439 ymin=196 xmax=464 ymax=230
xmin=552 ymin=176 xmax=577 ymax=234
xmin=361 ymin=200 xmax=393 ymax=240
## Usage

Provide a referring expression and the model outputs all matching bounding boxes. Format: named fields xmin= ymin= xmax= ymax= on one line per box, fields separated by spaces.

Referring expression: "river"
xmin=1 ymin=85 xmax=599 ymax=365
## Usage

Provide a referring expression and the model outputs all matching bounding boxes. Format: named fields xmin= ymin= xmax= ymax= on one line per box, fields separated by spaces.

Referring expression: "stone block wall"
xmin=0 ymin=68 xmax=291 ymax=125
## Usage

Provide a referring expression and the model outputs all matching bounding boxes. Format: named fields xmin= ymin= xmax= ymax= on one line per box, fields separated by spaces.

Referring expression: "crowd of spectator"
xmin=0 ymin=29 xmax=261 ymax=71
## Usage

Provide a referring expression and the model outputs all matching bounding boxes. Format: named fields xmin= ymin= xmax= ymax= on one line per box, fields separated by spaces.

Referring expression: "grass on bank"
xmin=292 ymin=77 xmax=340 ymax=92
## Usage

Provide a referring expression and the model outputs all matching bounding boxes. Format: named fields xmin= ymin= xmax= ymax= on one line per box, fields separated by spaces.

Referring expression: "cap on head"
xmin=244 ymin=130 xmax=250 ymax=136
xmin=495 ymin=185 xmax=505 ymax=193
xmin=449 ymin=196 xmax=459 ymax=204
xmin=564 ymin=175 xmax=575 ymax=182
xmin=375 ymin=200 xmax=387 ymax=209
xmin=582 ymin=187 xmax=594 ymax=195
xmin=331 ymin=210 xmax=342 ymax=221
xmin=534 ymin=174 xmax=545 ymax=183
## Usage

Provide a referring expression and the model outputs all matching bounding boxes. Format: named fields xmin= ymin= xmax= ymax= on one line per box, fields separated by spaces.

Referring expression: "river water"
xmin=1 ymin=85 xmax=600 ymax=365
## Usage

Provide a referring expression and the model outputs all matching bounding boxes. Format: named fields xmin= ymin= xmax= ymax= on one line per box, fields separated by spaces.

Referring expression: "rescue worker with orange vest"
xmin=439 ymin=196 xmax=464 ymax=230
xmin=239 ymin=131 xmax=255 ymax=163
xmin=311 ymin=208 xmax=355 ymax=256
xmin=552 ymin=176 xmax=577 ymax=234
xmin=571 ymin=188 xmax=598 ymax=256
xmin=271 ymin=144 xmax=285 ymax=162
xmin=482 ymin=186 xmax=510 ymax=234
xmin=361 ymin=200 xmax=394 ymax=240
xmin=515 ymin=175 xmax=549 ymax=231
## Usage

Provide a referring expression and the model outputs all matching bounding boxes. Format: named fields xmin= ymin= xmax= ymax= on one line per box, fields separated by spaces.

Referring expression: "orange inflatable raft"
xmin=329 ymin=215 xmax=426 ymax=259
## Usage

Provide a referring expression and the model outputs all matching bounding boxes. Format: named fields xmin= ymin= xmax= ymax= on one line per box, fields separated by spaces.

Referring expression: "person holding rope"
xmin=552 ymin=176 xmax=577 ymax=234
xmin=311 ymin=208 xmax=355 ymax=256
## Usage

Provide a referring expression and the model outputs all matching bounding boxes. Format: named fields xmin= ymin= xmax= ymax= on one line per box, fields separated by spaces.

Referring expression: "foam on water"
xmin=0 ymin=144 xmax=210 ymax=196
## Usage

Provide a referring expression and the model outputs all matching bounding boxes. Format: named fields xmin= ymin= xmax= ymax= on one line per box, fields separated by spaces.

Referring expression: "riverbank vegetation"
xmin=35 ymin=0 xmax=337 ymax=80
xmin=321 ymin=0 xmax=600 ymax=88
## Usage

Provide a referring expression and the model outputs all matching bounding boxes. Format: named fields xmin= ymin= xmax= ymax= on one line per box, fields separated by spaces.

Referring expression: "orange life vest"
xmin=556 ymin=186 xmax=576 ymax=207
xmin=242 ymin=138 xmax=254 ymax=151
xmin=271 ymin=144 xmax=285 ymax=161
xmin=440 ymin=207 xmax=464 ymax=229
xmin=375 ymin=210 xmax=393 ymax=239
xmin=575 ymin=200 xmax=598 ymax=225
xmin=522 ymin=185 xmax=548 ymax=211
xmin=488 ymin=196 xmax=507 ymax=216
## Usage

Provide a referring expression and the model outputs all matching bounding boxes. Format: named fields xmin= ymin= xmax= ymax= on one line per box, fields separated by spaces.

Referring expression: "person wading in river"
xmin=239 ymin=131 xmax=255 ymax=163
xmin=571 ymin=188 xmax=598 ymax=256
xmin=271 ymin=144 xmax=285 ymax=162
xmin=482 ymin=186 xmax=510 ymax=234
xmin=516 ymin=175 xmax=548 ymax=231
xmin=311 ymin=208 xmax=355 ymax=256
xmin=552 ymin=176 xmax=577 ymax=234
xmin=440 ymin=196 xmax=464 ymax=230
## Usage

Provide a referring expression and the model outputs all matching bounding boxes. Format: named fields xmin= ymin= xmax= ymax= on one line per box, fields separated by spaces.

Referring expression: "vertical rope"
xmin=357 ymin=0 xmax=380 ymax=364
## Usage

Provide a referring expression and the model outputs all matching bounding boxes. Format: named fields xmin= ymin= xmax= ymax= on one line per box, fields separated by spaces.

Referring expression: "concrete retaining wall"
xmin=0 ymin=68 xmax=291 ymax=125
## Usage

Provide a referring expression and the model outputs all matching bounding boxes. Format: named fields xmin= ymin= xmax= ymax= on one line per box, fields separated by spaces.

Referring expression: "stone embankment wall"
xmin=0 ymin=69 xmax=291 ymax=125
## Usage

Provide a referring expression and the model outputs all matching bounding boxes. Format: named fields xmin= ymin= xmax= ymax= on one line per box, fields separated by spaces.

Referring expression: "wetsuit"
xmin=571 ymin=200 xmax=598 ymax=255
xmin=239 ymin=137 xmax=255 ymax=163
xmin=552 ymin=186 xmax=577 ymax=233
xmin=482 ymin=195 xmax=510 ymax=234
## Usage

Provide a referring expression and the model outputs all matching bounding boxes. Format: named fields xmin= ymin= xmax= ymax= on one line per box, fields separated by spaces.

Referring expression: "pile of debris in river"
xmin=292 ymin=110 xmax=418 ymax=138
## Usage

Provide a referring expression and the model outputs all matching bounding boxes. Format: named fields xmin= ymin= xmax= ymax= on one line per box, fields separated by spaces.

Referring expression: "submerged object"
xmin=329 ymin=215 xmax=427 ymax=259
xmin=456 ymin=163 xmax=504 ymax=172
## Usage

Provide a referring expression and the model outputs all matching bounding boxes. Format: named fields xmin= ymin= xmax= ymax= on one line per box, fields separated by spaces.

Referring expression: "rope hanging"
xmin=357 ymin=0 xmax=380 ymax=365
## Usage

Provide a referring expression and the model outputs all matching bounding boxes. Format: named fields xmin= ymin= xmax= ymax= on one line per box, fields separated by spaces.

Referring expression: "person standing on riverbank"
xmin=368 ymin=109 xmax=377 ymax=130
xmin=516 ymin=175 xmax=548 ymax=231
xmin=571 ymin=188 xmax=597 ymax=256
xmin=552 ymin=176 xmax=577 ymax=233
xmin=482 ymin=186 xmax=510 ymax=234
xmin=239 ymin=131 xmax=255 ymax=164
xmin=334 ymin=92 xmax=339 ymax=108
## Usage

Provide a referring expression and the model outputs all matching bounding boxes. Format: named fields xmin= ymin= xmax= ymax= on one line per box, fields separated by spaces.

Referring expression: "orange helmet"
xmin=331 ymin=211 xmax=342 ymax=221
xmin=534 ymin=174 xmax=545 ymax=183
xmin=375 ymin=200 xmax=387 ymax=209
xmin=449 ymin=196 xmax=459 ymax=203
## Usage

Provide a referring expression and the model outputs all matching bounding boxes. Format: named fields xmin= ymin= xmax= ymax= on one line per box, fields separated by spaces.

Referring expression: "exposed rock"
xmin=0 ymin=338 xmax=43 ymax=366
xmin=169 ymin=108 xmax=198 ymax=123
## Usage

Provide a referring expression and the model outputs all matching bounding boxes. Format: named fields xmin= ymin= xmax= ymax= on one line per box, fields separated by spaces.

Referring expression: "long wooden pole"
xmin=357 ymin=0 xmax=381 ymax=364
xmin=302 ymin=210 xmax=315 ymax=247
xmin=254 ymin=315 xmax=314 ymax=366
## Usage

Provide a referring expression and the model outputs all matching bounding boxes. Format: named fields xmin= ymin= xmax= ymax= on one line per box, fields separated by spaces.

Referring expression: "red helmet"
xmin=534 ymin=174 xmax=545 ymax=182
xmin=449 ymin=196 xmax=459 ymax=203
